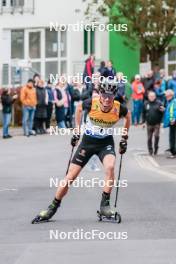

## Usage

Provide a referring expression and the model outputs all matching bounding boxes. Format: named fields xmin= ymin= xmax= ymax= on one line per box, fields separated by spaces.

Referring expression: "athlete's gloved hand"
xmin=119 ymin=138 xmax=127 ymax=154
xmin=71 ymin=134 xmax=80 ymax=147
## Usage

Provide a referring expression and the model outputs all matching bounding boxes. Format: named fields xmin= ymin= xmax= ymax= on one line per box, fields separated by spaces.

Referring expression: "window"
xmin=11 ymin=0 xmax=24 ymax=7
xmin=168 ymin=46 xmax=176 ymax=61
xmin=45 ymin=29 xmax=58 ymax=58
xmin=60 ymin=61 xmax=67 ymax=75
xmin=11 ymin=30 xmax=24 ymax=59
xmin=29 ymin=32 xmax=41 ymax=59
xmin=2 ymin=0 xmax=7 ymax=6
xmin=32 ymin=62 xmax=41 ymax=75
xmin=45 ymin=61 xmax=58 ymax=80
xmin=61 ymin=31 xmax=67 ymax=57
xmin=168 ymin=64 xmax=176 ymax=76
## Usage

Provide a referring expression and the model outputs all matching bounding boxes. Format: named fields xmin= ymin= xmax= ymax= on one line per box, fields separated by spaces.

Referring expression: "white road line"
xmin=0 ymin=188 xmax=18 ymax=192
xmin=134 ymin=153 xmax=176 ymax=180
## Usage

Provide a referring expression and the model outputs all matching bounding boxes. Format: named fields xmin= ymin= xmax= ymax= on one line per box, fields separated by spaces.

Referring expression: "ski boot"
xmin=31 ymin=198 xmax=61 ymax=224
xmin=97 ymin=192 xmax=121 ymax=223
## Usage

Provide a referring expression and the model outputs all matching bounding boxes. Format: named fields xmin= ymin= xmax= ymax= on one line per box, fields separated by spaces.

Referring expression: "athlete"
xmin=32 ymin=80 xmax=131 ymax=223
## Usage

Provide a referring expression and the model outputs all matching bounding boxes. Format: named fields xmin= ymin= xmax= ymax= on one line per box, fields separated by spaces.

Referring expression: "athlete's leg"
xmin=99 ymin=153 xmax=116 ymax=217
xmin=102 ymin=154 xmax=116 ymax=193
xmin=55 ymin=163 xmax=82 ymax=200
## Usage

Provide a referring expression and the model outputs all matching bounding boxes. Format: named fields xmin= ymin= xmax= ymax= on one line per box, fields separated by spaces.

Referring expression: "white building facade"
xmin=0 ymin=0 xmax=109 ymax=87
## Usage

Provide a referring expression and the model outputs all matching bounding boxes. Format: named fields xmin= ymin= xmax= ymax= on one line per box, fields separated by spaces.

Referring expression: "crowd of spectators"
xmin=0 ymin=57 xmax=176 ymax=158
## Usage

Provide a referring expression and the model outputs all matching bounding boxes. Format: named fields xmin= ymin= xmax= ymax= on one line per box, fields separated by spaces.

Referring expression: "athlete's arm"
xmin=75 ymin=97 xmax=92 ymax=133
xmin=119 ymin=104 xmax=131 ymax=138
xmin=123 ymin=110 xmax=131 ymax=137
xmin=75 ymin=102 xmax=83 ymax=134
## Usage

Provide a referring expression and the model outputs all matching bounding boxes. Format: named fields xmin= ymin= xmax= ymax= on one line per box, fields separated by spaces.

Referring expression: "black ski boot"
xmin=97 ymin=192 xmax=121 ymax=223
xmin=31 ymin=198 xmax=61 ymax=224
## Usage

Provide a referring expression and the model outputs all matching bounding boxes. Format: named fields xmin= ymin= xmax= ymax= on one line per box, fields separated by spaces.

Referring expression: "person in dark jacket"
xmin=34 ymin=80 xmax=48 ymax=134
xmin=1 ymin=88 xmax=17 ymax=138
xmin=142 ymin=70 xmax=155 ymax=100
xmin=45 ymin=80 xmax=54 ymax=132
xmin=54 ymin=84 xmax=65 ymax=128
xmin=33 ymin=73 xmax=41 ymax=88
xmin=98 ymin=61 xmax=107 ymax=78
xmin=104 ymin=60 xmax=116 ymax=80
xmin=115 ymin=72 xmax=126 ymax=104
xmin=142 ymin=91 xmax=165 ymax=155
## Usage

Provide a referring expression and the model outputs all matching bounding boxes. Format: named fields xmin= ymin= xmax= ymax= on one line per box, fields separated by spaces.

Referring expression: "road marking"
xmin=134 ymin=152 xmax=176 ymax=180
xmin=0 ymin=188 xmax=18 ymax=192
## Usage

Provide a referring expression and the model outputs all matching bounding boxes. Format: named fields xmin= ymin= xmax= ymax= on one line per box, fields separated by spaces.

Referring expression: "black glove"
xmin=119 ymin=138 xmax=127 ymax=154
xmin=71 ymin=134 xmax=80 ymax=147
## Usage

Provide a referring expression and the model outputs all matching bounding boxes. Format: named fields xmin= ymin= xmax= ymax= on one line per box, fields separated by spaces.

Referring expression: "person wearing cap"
xmin=32 ymin=79 xmax=131 ymax=223
xmin=20 ymin=79 xmax=37 ymax=137
xmin=164 ymin=89 xmax=176 ymax=158
xmin=131 ymin=74 xmax=145 ymax=125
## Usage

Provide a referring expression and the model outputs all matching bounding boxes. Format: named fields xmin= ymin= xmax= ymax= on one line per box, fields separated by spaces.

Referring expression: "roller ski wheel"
xmin=114 ymin=212 xmax=121 ymax=223
xmin=97 ymin=210 xmax=121 ymax=223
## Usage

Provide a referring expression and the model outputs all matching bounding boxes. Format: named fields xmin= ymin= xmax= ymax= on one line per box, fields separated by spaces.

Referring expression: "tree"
xmin=86 ymin=0 xmax=176 ymax=66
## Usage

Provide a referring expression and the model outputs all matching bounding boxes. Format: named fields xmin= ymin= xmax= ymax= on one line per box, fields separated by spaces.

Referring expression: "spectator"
xmin=45 ymin=80 xmax=54 ymax=132
xmin=54 ymin=83 xmax=65 ymax=128
xmin=20 ymin=79 xmax=37 ymax=137
xmin=1 ymin=88 xmax=17 ymax=139
xmin=71 ymin=82 xmax=81 ymax=115
xmin=59 ymin=77 xmax=73 ymax=128
xmin=164 ymin=89 xmax=176 ymax=158
xmin=104 ymin=60 xmax=116 ymax=80
xmin=131 ymin=74 xmax=145 ymax=125
xmin=142 ymin=70 xmax=155 ymax=100
xmin=98 ymin=61 xmax=107 ymax=78
xmin=34 ymin=80 xmax=48 ymax=134
xmin=33 ymin=73 xmax=41 ymax=87
xmin=142 ymin=91 xmax=164 ymax=155
xmin=168 ymin=71 xmax=176 ymax=97
xmin=115 ymin=72 xmax=126 ymax=104
xmin=154 ymin=79 xmax=166 ymax=103
xmin=83 ymin=54 xmax=95 ymax=89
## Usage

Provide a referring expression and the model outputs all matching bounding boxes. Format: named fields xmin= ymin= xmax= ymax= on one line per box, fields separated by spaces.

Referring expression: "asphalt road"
xmin=0 ymin=126 xmax=176 ymax=264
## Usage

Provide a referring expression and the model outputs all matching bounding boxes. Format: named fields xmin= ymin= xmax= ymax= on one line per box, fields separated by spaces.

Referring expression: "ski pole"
xmin=65 ymin=146 xmax=75 ymax=175
xmin=114 ymin=154 xmax=123 ymax=208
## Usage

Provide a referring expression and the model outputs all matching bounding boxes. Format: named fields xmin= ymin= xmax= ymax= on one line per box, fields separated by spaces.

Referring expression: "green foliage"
xmin=87 ymin=0 xmax=176 ymax=63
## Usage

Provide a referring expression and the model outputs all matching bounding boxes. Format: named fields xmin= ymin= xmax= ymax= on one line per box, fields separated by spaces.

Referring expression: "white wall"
xmin=0 ymin=0 xmax=109 ymax=85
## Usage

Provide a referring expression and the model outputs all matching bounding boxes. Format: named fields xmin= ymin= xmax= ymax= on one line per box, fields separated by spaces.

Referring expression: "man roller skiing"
xmin=32 ymin=80 xmax=131 ymax=223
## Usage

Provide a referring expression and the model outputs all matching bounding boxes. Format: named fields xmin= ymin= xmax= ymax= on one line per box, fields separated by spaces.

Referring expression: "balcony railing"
xmin=0 ymin=0 xmax=35 ymax=14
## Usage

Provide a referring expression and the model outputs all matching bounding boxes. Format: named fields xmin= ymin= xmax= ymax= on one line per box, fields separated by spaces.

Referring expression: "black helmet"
xmin=99 ymin=79 xmax=117 ymax=96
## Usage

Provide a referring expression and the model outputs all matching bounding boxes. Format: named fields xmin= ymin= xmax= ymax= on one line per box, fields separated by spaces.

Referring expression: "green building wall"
xmin=109 ymin=32 xmax=140 ymax=82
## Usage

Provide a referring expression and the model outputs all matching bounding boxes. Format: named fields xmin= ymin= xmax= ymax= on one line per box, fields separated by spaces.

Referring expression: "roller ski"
xmin=97 ymin=154 xmax=124 ymax=223
xmin=31 ymin=198 xmax=61 ymax=224
xmin=97 ymin=192 xmax=121 ymax=223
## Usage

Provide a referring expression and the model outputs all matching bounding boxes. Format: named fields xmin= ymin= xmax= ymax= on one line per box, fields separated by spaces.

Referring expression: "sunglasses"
xmin=101 ymin=93 xmax=115 ymax=99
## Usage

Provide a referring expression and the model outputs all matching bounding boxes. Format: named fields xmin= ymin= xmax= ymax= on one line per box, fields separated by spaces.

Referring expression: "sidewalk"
xmin=153 ymin=153 xmax=176 ymax=175
xmin=0 ymin=127 xmax=24 ymax=138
